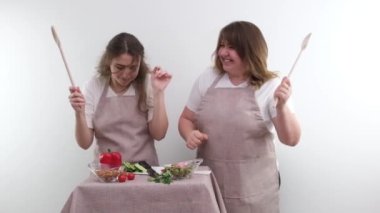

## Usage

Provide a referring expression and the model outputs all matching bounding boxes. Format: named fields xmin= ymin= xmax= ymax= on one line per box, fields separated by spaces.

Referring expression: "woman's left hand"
xmin=151 ymin=66 xmax=172 ymax=92
xmin=274 ymin=77 xmax=292 ymax=108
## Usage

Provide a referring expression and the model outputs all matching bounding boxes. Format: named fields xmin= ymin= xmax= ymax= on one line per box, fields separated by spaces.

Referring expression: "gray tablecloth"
xmin=61 ymin=166 xmax=226 ymax=213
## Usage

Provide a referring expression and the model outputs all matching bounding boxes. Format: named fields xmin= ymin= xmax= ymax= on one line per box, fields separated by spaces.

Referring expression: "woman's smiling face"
xmin=217 ymin=40 xmax=245 ymax=75
xmin=110 ymin=53 xmax=141 ymax=89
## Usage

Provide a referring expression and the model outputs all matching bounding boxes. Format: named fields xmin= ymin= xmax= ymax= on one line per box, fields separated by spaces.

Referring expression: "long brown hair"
xmin=97 ymin=32 xmax=149 ymax=112
xmin=214 ymin=21 xmax=277 ymax=88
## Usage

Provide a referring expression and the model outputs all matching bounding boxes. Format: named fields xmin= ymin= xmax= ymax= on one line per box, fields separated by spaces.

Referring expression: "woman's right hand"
xmin=186 ymin=130 xmax=208 ymax=150
xmin=69 ymin=86 xmax=85 ymax=113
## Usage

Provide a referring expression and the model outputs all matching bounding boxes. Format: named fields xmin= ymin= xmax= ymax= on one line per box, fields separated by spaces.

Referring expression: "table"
xmin=61 ymin=166 xmax=226 ymax=213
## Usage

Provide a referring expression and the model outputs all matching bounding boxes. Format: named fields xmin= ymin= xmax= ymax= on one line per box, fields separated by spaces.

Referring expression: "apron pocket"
xmin=223 ymin=158 xmax=278 ymax=198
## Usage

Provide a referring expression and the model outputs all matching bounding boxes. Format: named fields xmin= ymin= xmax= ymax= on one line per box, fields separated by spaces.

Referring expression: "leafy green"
xmin=148 ymin=171 xmax=173 ymax=184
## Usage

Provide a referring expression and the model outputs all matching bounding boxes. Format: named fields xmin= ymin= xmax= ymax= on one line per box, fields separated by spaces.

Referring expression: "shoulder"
xmin=84 ymin=75 xmax=107 ymax=88
xmin=258 ymin=76 xmax=281 ymax=94
xmin=83 ymin=75 xmax=107 ymax=97
xmin=186 ymin=67 xmax=219 ymax=112
xmin=255 ymin=76 xmax=282 ymax=105
xmin=196 ymin=67 xmax=220 ymax=91
xmin=254 ymin=76 xmax=281 ymax=120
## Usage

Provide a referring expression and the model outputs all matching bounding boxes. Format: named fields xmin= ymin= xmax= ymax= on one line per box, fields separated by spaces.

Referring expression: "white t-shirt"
xmin=83 ymin=75 xmax=154 ymax=129
xmin=186 ymin=67 xmax=294 ymax=133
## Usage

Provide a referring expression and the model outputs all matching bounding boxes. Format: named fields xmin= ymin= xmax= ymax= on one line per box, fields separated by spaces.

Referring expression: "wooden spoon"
xmin=287 ymin=33 xmax=312 ymax=78
xmin=274 ymin=33 xmax=312 ymax=107
xmin=51 ymin=26 xmax=76 ymax=87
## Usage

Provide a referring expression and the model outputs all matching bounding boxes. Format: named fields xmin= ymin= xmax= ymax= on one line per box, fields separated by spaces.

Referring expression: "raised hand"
xmin=68 ymin=86 xmax=85 ymax=113
xmin=274 ymin=77 xmax=292 ymax=109
xmin=151 ymin=66 xmax=172 ymax=93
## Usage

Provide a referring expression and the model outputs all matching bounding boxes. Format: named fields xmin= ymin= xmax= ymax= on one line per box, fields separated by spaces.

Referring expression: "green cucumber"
xmin=134 ymin=163 xmax=147 ymax=173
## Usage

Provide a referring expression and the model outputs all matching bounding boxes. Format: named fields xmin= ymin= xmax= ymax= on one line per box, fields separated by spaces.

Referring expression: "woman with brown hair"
xmin=179 ymin=21 xmax=301 ymax=212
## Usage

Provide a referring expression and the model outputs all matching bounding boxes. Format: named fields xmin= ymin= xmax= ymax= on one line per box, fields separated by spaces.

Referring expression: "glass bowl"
xmin=88 ymin=162 xmax=121 ymax=183
xmin=162 ymin=158 xmax=203 ymax=180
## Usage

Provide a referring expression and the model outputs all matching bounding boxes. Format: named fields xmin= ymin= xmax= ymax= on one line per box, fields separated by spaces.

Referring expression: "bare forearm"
xmin=149 ymin=92 xmax=168 ymax=140
xmin=178 ymin=117 xmax=196 ymax=141
xmin=178 ymin=107 xmax=197 ymax=141
xmin=178 ymin=107 xmax=208 ymax=150
xmin=75 ymin=112 xmax=94 ymax=149
xmin=273 ymin=106 xmax=301 ymax=146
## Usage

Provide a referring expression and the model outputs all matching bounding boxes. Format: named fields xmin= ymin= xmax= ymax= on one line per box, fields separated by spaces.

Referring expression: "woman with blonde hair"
xmin=69 ymin=32 xmax=172 ymax=166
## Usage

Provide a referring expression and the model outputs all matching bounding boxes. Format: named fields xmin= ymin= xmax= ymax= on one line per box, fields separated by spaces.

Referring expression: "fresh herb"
xmin=148 ymin=170 xmax=173 ymax=184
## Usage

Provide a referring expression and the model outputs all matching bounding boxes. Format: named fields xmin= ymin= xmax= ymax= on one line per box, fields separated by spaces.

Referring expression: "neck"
xmin=228 ymin=73 xmax=248 ymax=86
xmin=110 ymin=79 xmax=130 ymax=95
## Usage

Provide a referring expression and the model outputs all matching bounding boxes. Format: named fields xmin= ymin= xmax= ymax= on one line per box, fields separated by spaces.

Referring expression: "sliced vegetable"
xmin=122 ymin=162 xmax=147 ymax=173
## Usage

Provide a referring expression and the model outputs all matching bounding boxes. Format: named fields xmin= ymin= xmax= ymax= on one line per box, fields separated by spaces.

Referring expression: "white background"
xmin=1 ymin=0 xmax=379 ymax=212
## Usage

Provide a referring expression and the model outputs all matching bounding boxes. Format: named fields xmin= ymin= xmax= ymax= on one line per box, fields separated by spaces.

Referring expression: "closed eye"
xmin=115 ymin=65 xmax=125 ymax=70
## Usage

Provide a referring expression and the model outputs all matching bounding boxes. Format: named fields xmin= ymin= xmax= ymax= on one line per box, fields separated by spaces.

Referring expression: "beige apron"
xmin=196 ymin=75 xmax=279 ymax=213
xmin=93 ymin=83 xmax=159 ymax=166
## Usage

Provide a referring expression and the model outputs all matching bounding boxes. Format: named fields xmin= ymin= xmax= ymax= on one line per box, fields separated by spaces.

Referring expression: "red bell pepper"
xmin=99 ymin=149 xmax=122 ymax=167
